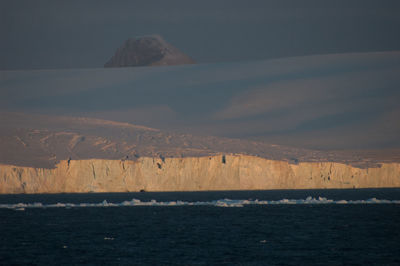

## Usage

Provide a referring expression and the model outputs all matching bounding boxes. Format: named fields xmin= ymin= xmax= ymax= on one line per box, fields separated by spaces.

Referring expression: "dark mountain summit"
xmin=104 ymin=35 xmax=195 ymax=67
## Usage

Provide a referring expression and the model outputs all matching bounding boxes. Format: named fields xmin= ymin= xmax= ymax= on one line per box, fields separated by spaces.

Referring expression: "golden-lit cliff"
xmin=1 ymin=155 xmax=399 ymax=194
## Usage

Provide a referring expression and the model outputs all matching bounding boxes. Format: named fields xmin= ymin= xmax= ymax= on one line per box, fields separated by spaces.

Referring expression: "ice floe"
xmin=1 ymin=197 xmax=400 ymax=209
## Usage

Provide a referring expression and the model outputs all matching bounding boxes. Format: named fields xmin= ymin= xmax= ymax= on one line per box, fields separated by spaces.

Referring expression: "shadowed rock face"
xmin=104 ymin=35 xmax=195 ymax=67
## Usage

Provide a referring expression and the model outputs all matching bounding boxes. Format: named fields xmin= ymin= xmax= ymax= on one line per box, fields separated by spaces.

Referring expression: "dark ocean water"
xmin=0 ymin=189 xmax=400 ymax=265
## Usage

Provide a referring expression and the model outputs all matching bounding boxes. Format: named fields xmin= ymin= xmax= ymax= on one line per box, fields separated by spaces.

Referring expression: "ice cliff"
xmin=1 ymin=155 xmax=399 ymax=194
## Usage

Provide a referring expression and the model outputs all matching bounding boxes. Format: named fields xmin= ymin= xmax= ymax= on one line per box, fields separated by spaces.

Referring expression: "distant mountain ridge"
xmin=104 ymin=35 xmax=195 ymax=67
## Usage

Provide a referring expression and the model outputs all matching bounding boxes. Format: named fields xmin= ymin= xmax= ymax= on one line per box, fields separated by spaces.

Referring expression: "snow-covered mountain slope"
xmin=1 ymin=51 xmax=399 ymax=151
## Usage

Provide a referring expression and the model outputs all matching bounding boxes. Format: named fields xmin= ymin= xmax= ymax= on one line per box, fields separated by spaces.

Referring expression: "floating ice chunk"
xmin=213 ymin=199 xmax=244 ymax=207
xmin=1 ymin=197 xmax=399 ymax=209
xmin=121 ymin=200 xmax=131 ymax=206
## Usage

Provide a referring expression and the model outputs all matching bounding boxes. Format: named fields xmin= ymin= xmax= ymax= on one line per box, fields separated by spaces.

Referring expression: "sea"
xmin=0 ymin=189 xmax=399 ymax=265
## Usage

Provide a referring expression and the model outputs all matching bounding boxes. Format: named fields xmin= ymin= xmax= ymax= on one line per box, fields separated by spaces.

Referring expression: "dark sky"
xmin=1 ymin=0 xmax=400 ymax=70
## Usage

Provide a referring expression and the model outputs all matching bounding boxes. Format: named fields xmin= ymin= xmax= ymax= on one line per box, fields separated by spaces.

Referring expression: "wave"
xmin=1 ymin=197 xmax=400 ymax=210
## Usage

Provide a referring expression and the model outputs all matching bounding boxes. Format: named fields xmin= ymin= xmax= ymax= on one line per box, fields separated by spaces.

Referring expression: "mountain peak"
xmin=104 ymin=35 xmax=195 ymax=67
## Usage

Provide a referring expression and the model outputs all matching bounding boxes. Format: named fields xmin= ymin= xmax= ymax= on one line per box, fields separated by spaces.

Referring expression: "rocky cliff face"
xmin=1 ymin=155 xmax=399 ymax=194
xmin=104 ymin=35 xmax=195 ymax=67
